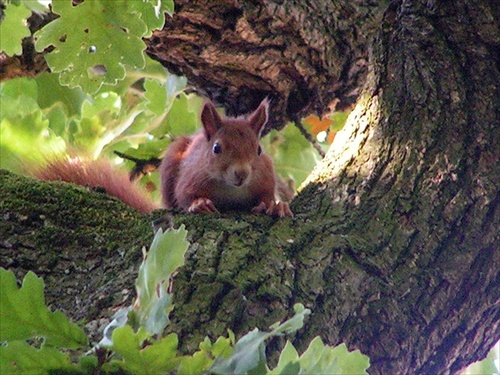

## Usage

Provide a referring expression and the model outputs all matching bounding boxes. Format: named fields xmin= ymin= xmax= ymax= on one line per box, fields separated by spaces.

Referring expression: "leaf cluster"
xmin=2 ymin=0 xmax=174 ymax=92
xmin=1 ymin=0 xmax=329 ymax=191
xmin=0 ymin=66 xmax=194 ymax=201
xmin=0 ymin=268 xmax=88 ymax=374
xmin=1 ymin=1 xmax=193 ymax=202
xmin=0 ymin=226 xmax=370 ymax=375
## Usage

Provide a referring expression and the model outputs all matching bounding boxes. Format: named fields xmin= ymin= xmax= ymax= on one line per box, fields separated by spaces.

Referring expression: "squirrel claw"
xmin=188 ymin=198 xmax=218 ymax=213
xmin=252 ymin=201 xmax=293 ymax=218
xmin=274 ymin=202 xmax=294 ymax=218
xmin=251 ymin=201 xmax=270 ymax=215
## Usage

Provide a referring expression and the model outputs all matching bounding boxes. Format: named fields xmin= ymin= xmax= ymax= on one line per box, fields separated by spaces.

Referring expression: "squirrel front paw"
xmin=252 ymin=201 xmax=293 ymax=218
xmin=188 ymin=198 xmax=218 ymax=213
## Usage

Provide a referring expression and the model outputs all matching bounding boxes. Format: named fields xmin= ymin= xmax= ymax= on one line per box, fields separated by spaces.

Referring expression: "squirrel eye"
xmin=213 ymin=142 xmax=222 ymax=155
xmin=257 ymin=145 xmax=262 ymax=155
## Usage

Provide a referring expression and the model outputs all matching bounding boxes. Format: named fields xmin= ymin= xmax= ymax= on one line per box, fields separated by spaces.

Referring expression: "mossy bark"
xmin=0 ymin=171 xmax=153 ymax=329
xmin=1 ymin=0 xmax=499 ymax=374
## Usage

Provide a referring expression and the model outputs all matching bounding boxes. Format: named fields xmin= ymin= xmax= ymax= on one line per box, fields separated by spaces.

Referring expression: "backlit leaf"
xmin=0 ymin=2 xmax=31 ymax=56
xmin=111 ymin=326 xmax=180 ymax=374
xmin=34 ymin=0 xmax=150 ymax=93
xmin=134 ymin=226 xmax=189 ymax=335
xmin=303 ymin=114 xmax=334 ymax=135
xmin=0 ymin=340 xmax=73 ymax=375
xmin=0 ymin=269 xmax=88 ymax=348
xmin=263 ymin=124 xmax=321 ymax=188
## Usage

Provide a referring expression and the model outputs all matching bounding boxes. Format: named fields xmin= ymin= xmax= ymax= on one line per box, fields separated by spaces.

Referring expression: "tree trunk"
xmin=1 ymin=0 xmax=498 ymax=374
xmin=146 ymin=0 xmax=384 ymax=130
xmin=146 ymin=0 xmax=500 ymax=373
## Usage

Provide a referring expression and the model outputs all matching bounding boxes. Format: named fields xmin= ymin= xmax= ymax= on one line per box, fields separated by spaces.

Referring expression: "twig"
xmin=292 ymin=118 xmax=326 ymax=158
xmin=113 ymin=151 xmax=162 ymax=182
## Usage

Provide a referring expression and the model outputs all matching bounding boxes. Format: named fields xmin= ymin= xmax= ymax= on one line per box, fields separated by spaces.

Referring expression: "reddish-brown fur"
xmin=159 ymin=99 xmax=293 ymax=217
xmin=35 ymin=157 xmax=157 ymax=213
xmin=32 ymin=100 xmax=292 ymax=217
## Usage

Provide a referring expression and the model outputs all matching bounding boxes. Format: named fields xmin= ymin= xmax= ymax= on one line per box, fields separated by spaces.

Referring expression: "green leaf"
xmin=78 ymin=355 xmax=99 ymax=374
xmin=147 ymin=87 xmax=197 ymax=142
xmin=0 ymin=77 xmax=79 ymax=171
xmin=131 ymin=0 xmax=174 ymax=35
xmin=146 ymin=83 xmax=195 ymax=139
xmin=120 ymin=138 xmax=171 ymax=162
xmin=178 ymin=351 xmax=215 ymax=375
xmin=0 ymin=269 xmax=88 ymax=348
xmin=296 ymin=337 xmax=340 ymax=374
xmin=330 ymin=343 xmax=370 ymax=374
xmin=211 ymin=304 xmax=310 ymax=375
xmin=0 ymin=2 xmax=31 ymax=56
xmin=212 ymin=336 xmax=234 ymax=358
xmin=270 ymin=338 xmax=370 ymax=375
xmin=35 ymin=72 xmax=88 ymax=116
xmin=0 ymin=77 xmax=38 ymax=104
xmin=330 ymin=111 xmax=350 ymax=132
xmin=0 ymin=94 xmax=42 ymax=126
xmin=145 ymin=74 xmax=188 ymax=122
xmin=74 ymin=91 xmax=145 ymax=157
xmin=164 ymin=93 xmax=199 ymax=136
xmin=34 ymin=0 xmax=149 ymax=93
xmin=111 ymin=325 xmax=180 ymax=374
xmin=263 ymin=124 xmax=320 ymax=188
xmin=269 ymin=340 xmax=299 ymax=375
xmin=166 ymin=73 xmax=188 ymax=98
xmin=178 ymin=336 xmax=233 ymax=375
xmin=0 ymin=82 xmax=66 ymax=172
xmin=0 ymin=116 xmax=62 ymax=172
xmin=44 ymin=102 xmax=70 ymax=137
xmin=269 ymin=303 xmax=311 ymax=335
xmin=211 ymin=329 xmax=268 ymax=375
xmin=134 ymin=226 xmax=190 ymax=335
xmin=277 ymin=362 xmax=300 ymax=375
xmin=99 ymin=226 xmax=189 ymax=348
xmin=0 ymin=340 xmax=73 ymax=375
xmin=144 ymin=78 xmax=168 ymax=116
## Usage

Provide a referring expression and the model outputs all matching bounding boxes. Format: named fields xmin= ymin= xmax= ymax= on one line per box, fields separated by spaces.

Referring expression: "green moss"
xmin=0 ymin=169 xmax=154 ymax=246
xmin=0 ymin=169 xmax=157 ymax=322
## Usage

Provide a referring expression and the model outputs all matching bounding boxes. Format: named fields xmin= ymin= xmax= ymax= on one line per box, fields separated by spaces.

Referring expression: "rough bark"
xmin=148 ymin=0 xmax=500 ymax=372
xmin=1 ymin=0 xmax=499 ymax=374
xmin=147 ymin=0 xmax=384 ymax=131
xmin=293 ymin=0 xmax=500 ymax=372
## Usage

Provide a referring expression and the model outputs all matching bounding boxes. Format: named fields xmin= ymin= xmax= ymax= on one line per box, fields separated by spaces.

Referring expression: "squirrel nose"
xmin=233 ymin=169 xmax=249 ymax=186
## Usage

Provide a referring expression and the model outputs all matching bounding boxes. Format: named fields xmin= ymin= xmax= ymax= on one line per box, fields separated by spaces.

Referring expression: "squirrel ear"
xmin=201 ymin=101 xmax=223 ymax=140
xmin=248 ymin=98 xmax=269 ymax=138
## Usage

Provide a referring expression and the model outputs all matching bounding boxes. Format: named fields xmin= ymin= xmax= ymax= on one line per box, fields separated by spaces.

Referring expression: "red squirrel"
xmin=34 ymin=99 xmax=292 ymax=217
xmin=160 ymin=98 xmax=293 ymax=217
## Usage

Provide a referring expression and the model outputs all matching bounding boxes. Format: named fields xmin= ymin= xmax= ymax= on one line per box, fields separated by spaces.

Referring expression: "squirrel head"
xmin=201 ymin=99 xmax=269 ymax=187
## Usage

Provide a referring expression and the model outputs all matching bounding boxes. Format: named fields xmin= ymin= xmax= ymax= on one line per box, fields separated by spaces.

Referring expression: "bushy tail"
xmin=34 ymin=156 xmax=158 ymax=213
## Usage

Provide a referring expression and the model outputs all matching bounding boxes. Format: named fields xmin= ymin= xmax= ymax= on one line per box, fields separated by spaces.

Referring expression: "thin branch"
xmin=293 ymin=119 xmax=326 ymax=158
xmin=113 ymin=151 xmax=162 ymax=182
